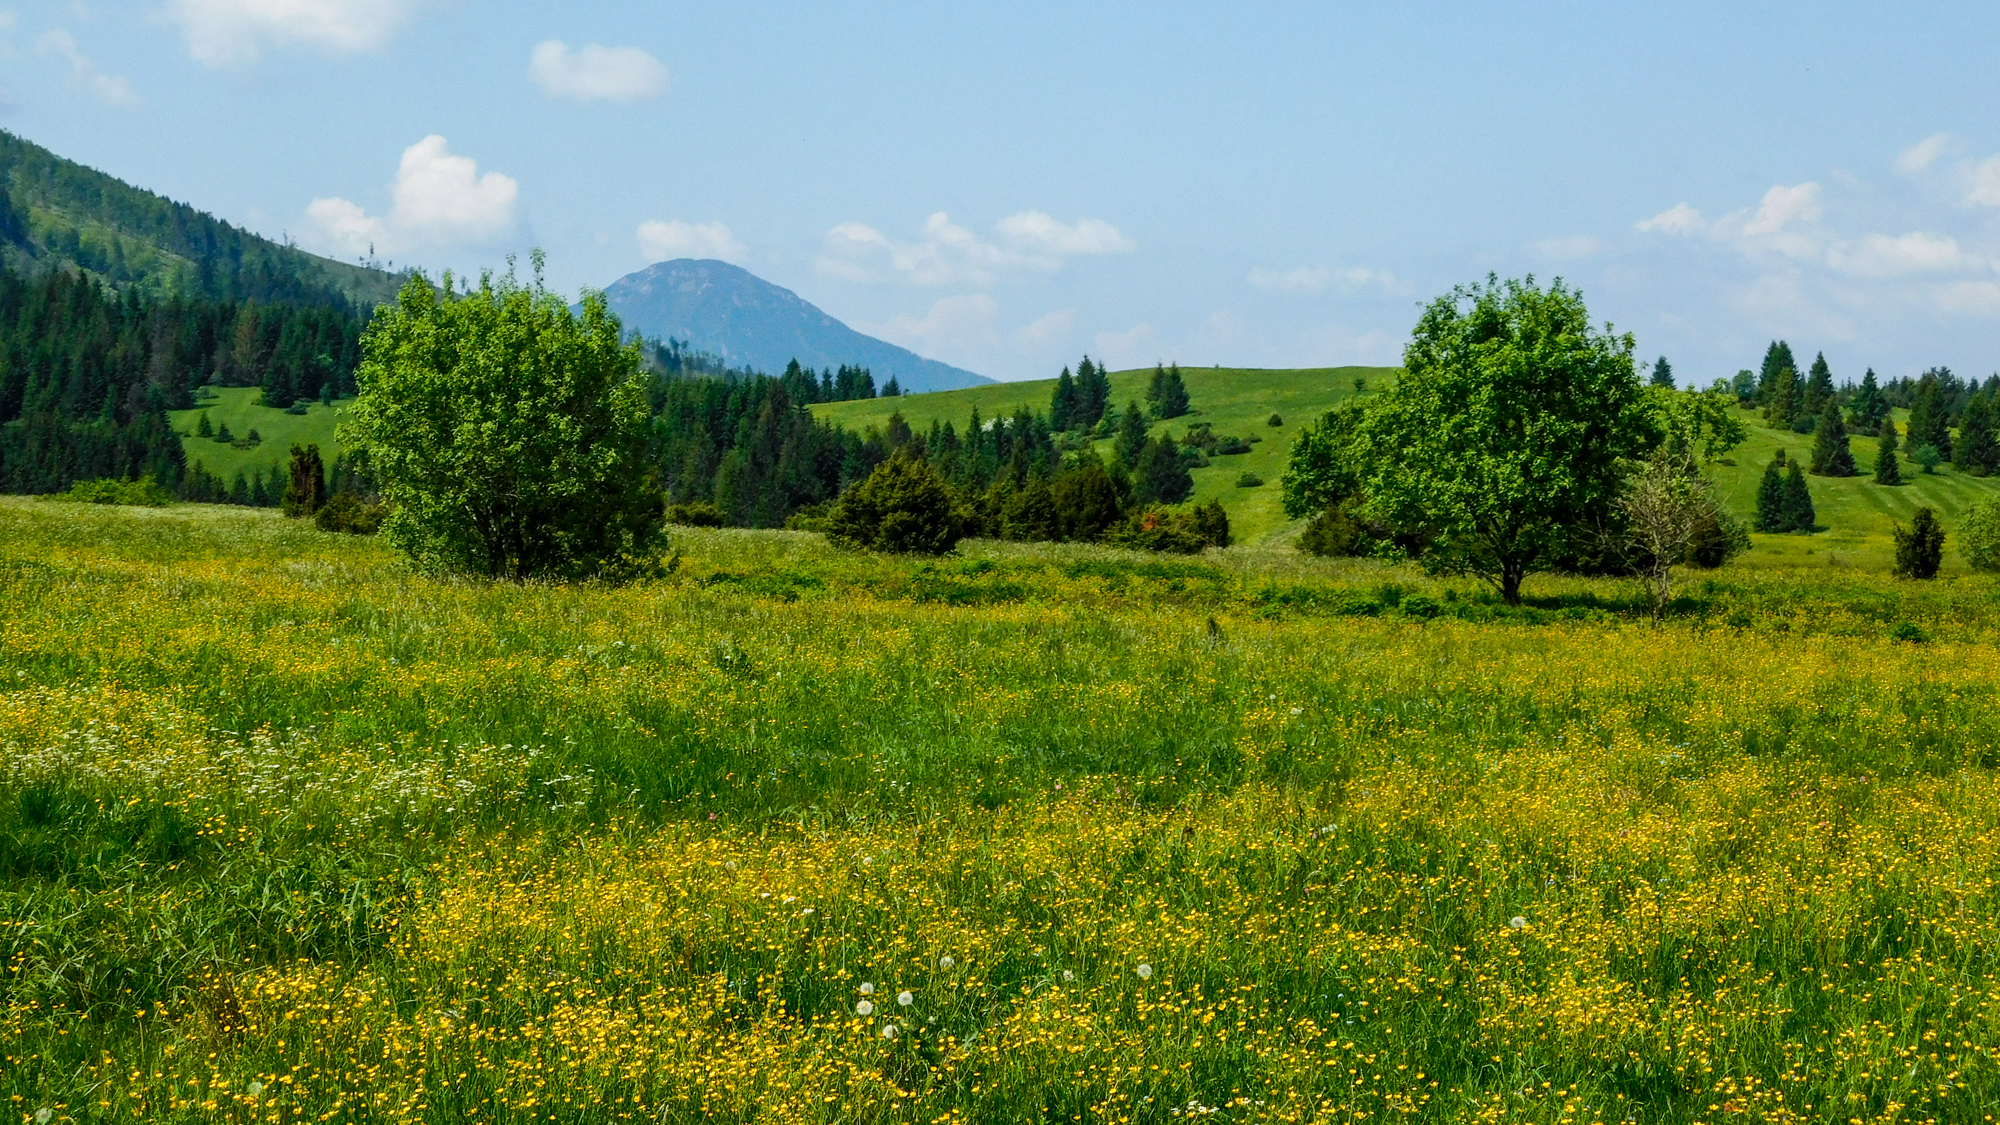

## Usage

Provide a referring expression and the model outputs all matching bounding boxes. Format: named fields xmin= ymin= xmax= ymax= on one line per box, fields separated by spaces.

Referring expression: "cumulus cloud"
xmin=1636 ymin=202 xmax=1706 ymax=235
xmin=1933 ymin=280 xmax=2000 ymax=318
xmin=820 ymin=210 xmax=1132 ymax=286
xmin=529 ymin=40 xmax=668 ymax=102
xmin=1741 ymin=183 xmax=1822 ymax=237
xmin=1966 ymin=156 xmax=2000 ymax=208
xmin=38 ymin=29 xmax=140 ymax=107
xmin=1826 ymin=231 xmax=1982 ymax=278
xmin=869 ymin=295 xmax=1000 ymax=356
xmin=1091 ymin=322 xmax=1158 ymax=369
xmin=1637 ymin=184 xmax=1823 ymax=259
xmin=1247 ymin=266 xmax=1328 ymax=294
xmin=637 ymin=219 xmax=743 ymax=263
xmin=1896 ymin=132 xmax=1957 ymax=176
xmin=170 ymin=0 xmax=416 ymax=65
xmin=303 ymin=135 xmax=518 ymax=257
xmin=1016 ymin=308 xmax=1075 ymax=345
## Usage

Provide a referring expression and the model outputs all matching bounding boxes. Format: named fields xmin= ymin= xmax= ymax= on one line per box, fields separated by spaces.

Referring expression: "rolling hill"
xmin=0 ymin=128 xmax=401 ymax=310
xmin=602 ymin=259 xmax=992 ymax=392
xmin=167 ymin=388 xmax=353 ymax=483
xmin=818 ymin=367 xmax=2000 ymax=561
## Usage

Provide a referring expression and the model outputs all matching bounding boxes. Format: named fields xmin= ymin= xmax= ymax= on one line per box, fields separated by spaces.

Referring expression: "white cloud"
xmin=169 ymin=0 xmax=415 ymax=64
xmin=38 ymin=29 xmax=139 ymax=106
xmin=1247 ymin=266 xmax=1328 ymax=294
xmin=1636 ymin=202 xmax=1706 ymax=235
xmin=1933 ymin=280 xmax=2000 ymax=318
xmin=1966 ymin=156 xmax=2000 ymax=207
xmin=819 ymin=210 xmax=1131 ymax=286
xmin=1827 ymin=231 xmax=1982 ymax=278
xmin=994 ymin=211 xmax=1133 ymax=256
xmin=303 ymin=135 xmax=518 ymax=256
xmin=1741 ymin=182 xmax=1821 ymax=237
xmin=1016 ymin=308 xmax=1075 ymax=345
xmin=529 ymin=40 xmax=668 ymax=103
xmin=637 ymin=219 xmax=743 ymax=263
xmin=869 ymin=294 xmax=1000 ymax=356
xmin=1092 ymin=322 xmax=1158 ymax=369
xmin=1531 ymin=236 xmax=1602 ymax=260
xmin=1896 ymin=132 xmax=1957 ymax=176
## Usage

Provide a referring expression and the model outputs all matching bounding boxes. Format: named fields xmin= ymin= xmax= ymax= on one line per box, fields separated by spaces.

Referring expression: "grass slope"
xmin=166 ymin=387 xmax=353 ymax=482
xmin=815 ymin=365 xmax=1395 ymax=543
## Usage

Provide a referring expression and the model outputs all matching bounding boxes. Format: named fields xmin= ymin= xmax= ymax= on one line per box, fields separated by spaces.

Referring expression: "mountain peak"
xmin=601 ymin=259 xmax=991 ymax=392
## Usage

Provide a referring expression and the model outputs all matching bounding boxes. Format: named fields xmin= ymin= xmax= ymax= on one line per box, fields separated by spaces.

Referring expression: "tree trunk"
xmin=1501 ymin=566 xmax=1523 ymax=606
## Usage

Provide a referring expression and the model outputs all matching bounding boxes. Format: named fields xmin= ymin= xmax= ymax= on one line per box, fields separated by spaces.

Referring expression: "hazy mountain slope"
xmin=0 ymin=129 xmax=402 ymax=310
xmin=601 ymin=259 xmax=992 ymax=391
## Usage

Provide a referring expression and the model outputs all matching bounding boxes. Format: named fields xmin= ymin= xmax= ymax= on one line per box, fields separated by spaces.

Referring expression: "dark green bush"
xmin=826 ymin=455 xmax=964 ymax=555
xmin=665 ymin=501 xmax=727 ymax=528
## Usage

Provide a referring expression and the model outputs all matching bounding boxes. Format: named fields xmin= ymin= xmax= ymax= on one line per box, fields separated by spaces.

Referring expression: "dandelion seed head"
xmin=1136 ymin=963 xmax=1153 ymax=979
xmin=1063 ymin=969 xmax=1075 ymax=981
xmin=36 ymin=1110 xmax=52 ymax=1125
xmin=856 ymin=999 xmax=874 ymax=1016
xmin=1510 ymin=916 xmax=1527 ymax=929
xmin=939 ymin=955 xmax=955 ymax=969
xmin=859 ymin=982 xmax=874 ymax=994
xmin=881 ymin=1023 xmax=898 ymax=1039
xmin=248 ymin=1081 xmax=266 ymax=1097
xmin=897 ymin=990 xmax=914 ymax=1007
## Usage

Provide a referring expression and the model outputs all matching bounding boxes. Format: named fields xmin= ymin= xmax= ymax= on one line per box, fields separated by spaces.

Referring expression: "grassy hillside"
xmin=815 ymin=365 xmax=1396 ymax=542
xmin=821 ymin=369 xmax=2000 ymax=564
xmin=0 ymin=128 xmax=402 ymax=310
xmin=167 ymin=387 xmax=353 ymax=481
xmin=6 ymin=500 xmax=2000 ymax=1120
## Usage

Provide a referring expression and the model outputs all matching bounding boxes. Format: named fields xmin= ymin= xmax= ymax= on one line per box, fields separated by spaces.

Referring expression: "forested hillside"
xmin=0 ymin=130 xmax=400 ymax=309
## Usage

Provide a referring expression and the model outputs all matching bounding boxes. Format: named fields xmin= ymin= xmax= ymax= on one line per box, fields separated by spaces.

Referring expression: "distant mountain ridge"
xmin=601 ymin=259 xmax=992 ymax=392
xmin=0 ymin=129 xmax=402 ymax=311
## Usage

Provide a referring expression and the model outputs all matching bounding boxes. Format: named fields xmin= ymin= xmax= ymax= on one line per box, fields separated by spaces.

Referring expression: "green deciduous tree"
xmin=1960 ymin=497 xmax=2000 ymax=572
xmin=344 ymin=261 xmax=663 ymax=579
xmin=1353 ymin=275 xmax=1654 ymax=604
xmin=1893 ymin=507 xmax=1945 ymax=579
xmin=1618 ymin=446 xmax=1719 ymax=619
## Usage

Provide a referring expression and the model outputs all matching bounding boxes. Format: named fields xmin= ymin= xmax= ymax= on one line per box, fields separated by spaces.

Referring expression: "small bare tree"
xmin=1619 ymin=447 xmax=1716 ymax=621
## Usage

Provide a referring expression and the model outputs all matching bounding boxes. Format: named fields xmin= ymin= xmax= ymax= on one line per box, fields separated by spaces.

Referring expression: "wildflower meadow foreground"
xmin=4 ymin=499 xmax=2000 ymax=1124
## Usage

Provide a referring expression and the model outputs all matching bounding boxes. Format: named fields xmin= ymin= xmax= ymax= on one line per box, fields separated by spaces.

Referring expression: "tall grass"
xmin=2 ymin=498 xmax=1998 ymax=1122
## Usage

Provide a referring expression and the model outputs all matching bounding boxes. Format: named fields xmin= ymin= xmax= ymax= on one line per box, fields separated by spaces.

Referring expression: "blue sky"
xmin=6 ymin=2 xmax=2000 ymax=385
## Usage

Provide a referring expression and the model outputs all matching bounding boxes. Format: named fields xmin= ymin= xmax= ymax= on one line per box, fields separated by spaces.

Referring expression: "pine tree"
xmin=1649 ymin=355 xmax=1675 ymax=388
xmin=1757 ymin=341 xmax=1797 ymax=404
xmin=1848 ymin=368 xmax=1886 ymax=432
xmin=1146 ymin=363 xmax=1190 ymax=419
xmin=1076 ymin=356 xmax=1111 ymax=428
xmin=197 ymin=411 xmax=213 ymax=438
xmin=1875 ymin=419 xmax=1903 ymax=485
xmin=1909 ymin=372 xmax=1953 ymax=463
xmin=1050 ymin=366 xmax=1078 ymax=430
xmin=1755 ymin=452 xmax=1790 ymax=531
xmin=1782 ymin=461 xmax=1816 ymax=532
xmin=1764 ymin=362 xmax=1802 ymax=429
xmin=1954 ymin=392 xmax=1998 ymax=475
xmin=1133 ymin=435 xmax=1193 ymax=504
xmin=1802 ymin=352 xmax=1834 ymax=418
xmin=1809 ymin=398 xmax=1855 ymax=476
xmin=881 ymin=376 xmax=902 ymax=397
xmin=1114 ymin=400 xmax=1149 ymax=466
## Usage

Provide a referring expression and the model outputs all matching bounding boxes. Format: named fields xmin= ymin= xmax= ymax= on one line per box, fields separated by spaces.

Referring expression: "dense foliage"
xmin=345 ymin=266 xmax=662 ymax=578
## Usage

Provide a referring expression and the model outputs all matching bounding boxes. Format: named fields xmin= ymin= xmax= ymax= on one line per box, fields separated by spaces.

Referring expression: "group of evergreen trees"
xmin=1049 ymin=356 xmax=1113 ymax=431
xmin=0 ymin=262 xmax=365 ymax=496
xmin=1754 ymin=450 xmax=1817 ymax=533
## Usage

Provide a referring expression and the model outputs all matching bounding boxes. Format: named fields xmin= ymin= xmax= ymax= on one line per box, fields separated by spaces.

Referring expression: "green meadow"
xmin=166 ymin=387 xmax=353 ymax=481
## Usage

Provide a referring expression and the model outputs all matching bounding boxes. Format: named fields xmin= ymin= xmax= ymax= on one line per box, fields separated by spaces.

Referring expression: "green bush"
xmin=1892 ymin=507 xmax=1946 ymax=579
xmin=1961 ymin=498 xmax=2000 ymax=572
xmin=1104 ymin=500 xmax=1229 ymax=554
xmin=1267 ymin=413 xmax=1283 ymax=427
xmin=313 ymin=491 xmax=384 ymax=535
xmin=44 ymin=476 xmax=173 ymax=507
xmin=1235 ymin=471 xmax=1264 ymax=488
xmin=826 ymin=455 xmax=964 ymax=555
xmin=665 ymin=501 xmax=727 ymax=528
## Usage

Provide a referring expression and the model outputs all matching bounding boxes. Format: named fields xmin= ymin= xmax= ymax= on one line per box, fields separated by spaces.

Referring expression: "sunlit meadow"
xmin=4 ymin=497 xmax=2000 ymax=1123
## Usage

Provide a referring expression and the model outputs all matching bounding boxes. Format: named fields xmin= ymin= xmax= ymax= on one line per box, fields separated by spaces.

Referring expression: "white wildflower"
xmin=1136 ymin=963 xmax=1153 ymax=979
xmin=856 ymin=999 xmax=874 ymax=1016
xmin=897 ymin=990 xmax=914 ymax=1007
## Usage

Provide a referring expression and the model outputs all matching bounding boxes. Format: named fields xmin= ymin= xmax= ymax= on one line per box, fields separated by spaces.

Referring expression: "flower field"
xmin=3 ymin=499 xmax=2000 ymax=1123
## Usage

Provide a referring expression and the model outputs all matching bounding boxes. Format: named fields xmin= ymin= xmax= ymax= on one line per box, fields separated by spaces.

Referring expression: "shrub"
xmin=1235 ymin=472 xmax=1263 ymax=488
xmin=1687 ymin=504 xmax=1751 ymax=568
xmin=665 ymin=501 xmax=727 ymax=528
xmin=1915 ymin=443 xmax=1943 ymax=474
xmin=1892 ymin=507 xmax=1945 ymax=579
xmin=283 ymin=444 xmax=327 ymax=517
xmin=826 ymin=455 xmax=964 ymax=554
xmin=313 ymin=491 xmax=383 ymax=534
xmin=344 ymin=262 xmax=663 ymax=579
xmin=45 ymin=476 xmax=173 ymax=507
xmin=1267 ymin=413 xmax=1283 ymax=427
xmin=1297 ymin=502 xmax=1370 ymax=557
xmin=1889 ymin=620 xmax=1930 ymax=643
xmin=1961 ymin=498 xmax=2000 ymax=572
xmin=1104 ymin=506 xmax=1209 ymax=554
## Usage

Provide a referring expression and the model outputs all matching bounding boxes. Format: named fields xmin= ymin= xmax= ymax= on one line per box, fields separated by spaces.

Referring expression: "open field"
xmin=4 ymin=499 xmax=2000 ymax=1122
xmin=166 ymin=388 xmax=354 ymax=482
xmin=816 ymin=367 xmax=1394 ymax=544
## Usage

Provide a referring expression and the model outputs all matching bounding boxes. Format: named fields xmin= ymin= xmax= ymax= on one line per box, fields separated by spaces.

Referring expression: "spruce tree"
xmin=197 ymin=411 xmax=213 ymax=438
xmin=1893 ymin=507 xmax=1946 ymax=579
xmin=1649 ymin=355 xmax=1675 ymax=388
xmin=1133 ymin=435 xmax=1193 ymax=504
xmin=1050 ymin=367 xmax=1077 ymax=430
xmin=1114 ymin=400 xmax=1149 ymax=466
xmin=1802 ymin=352 xmax=1834 ymax=418
xmin=1075 ymin=356 xmax=1110 ymax=428
xmin=284 ymin=442 xmax=327 ymax=516
xmin=1755 ymin=452 xmax=1790 ymax=531
xmin=1954 ymin=392 xmax=1998 ymax=475
xmin=1809 ymin=398 xmax=1855 ymax=476
xmin=1782 ymin=460 xmax=1816 ymax=532
xmin=1757 ymin=341 xmax=1797 ymax=404
xmin=1909 ymin=372 xmax=1953 ymax=463
xmin=1848 ymin=368 xmax=1885 ymax=432
xmin=1875 ymin=419 xmax=1903 ymax=485
xmin=1159 ymin=363 xmax=1191 ymax=418
xmin=1764 ymin=361 xmax=1801 ymax=428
